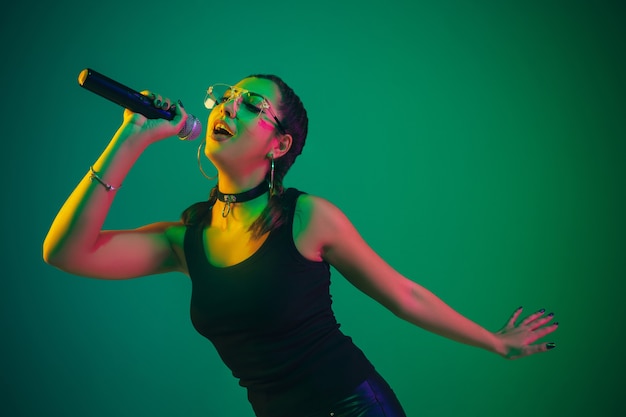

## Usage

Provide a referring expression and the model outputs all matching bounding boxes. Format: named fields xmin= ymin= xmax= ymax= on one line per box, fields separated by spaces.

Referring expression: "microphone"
xmin=77 ymin=68 xmax=202 ymax=141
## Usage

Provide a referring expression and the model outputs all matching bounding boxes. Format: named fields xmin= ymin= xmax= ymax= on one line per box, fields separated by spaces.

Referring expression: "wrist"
xmin=114 ymin=122 xmax=154 ymax=149
xmin=89 ymin=166 xmax=122 ymax=192
xmin=489 ymin=332 xmax=507 ymax=357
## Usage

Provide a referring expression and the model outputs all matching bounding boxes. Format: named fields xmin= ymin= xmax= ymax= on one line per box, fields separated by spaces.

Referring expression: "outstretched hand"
xmin=495 ymin=307 xmax=558 ymax=360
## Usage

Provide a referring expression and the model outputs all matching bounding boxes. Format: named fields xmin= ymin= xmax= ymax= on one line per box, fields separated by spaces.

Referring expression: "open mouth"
xmin=213 ymin=122 xmax=234 ymax=138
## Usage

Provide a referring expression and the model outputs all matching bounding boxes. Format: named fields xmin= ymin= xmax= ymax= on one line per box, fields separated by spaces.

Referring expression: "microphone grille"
xmin=178 ymin=115 xmax=202 ymax=141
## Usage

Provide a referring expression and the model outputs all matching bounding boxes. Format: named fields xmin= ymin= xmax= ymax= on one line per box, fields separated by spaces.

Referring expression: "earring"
xmin=197 ymin=139 xmax=217 ymax=181
xmin=268 ymin=153 xmax=275 ymax=196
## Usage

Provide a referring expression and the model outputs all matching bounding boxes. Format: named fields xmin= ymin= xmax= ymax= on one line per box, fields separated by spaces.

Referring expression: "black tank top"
xmin=184 ymin=188 xmax=375 ymax=416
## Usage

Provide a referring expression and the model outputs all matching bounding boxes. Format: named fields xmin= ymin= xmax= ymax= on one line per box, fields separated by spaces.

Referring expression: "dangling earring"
xmin=268 ymin=153 xmax=275 ymax=196
xmin=197 ymin=139 xmax=217 ymax=181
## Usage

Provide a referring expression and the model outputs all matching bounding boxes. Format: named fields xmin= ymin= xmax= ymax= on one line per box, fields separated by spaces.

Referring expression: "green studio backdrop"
xmin=1 ymin=1 xmax=624 ymax=416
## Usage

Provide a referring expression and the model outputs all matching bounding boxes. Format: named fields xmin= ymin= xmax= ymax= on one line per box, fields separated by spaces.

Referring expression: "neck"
xmin=213 ymin=164 xmax=268 ymax=194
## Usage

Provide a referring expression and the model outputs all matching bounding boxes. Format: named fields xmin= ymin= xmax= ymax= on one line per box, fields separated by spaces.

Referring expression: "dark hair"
xmin=181 ymin=74 xmax=308 ymax=238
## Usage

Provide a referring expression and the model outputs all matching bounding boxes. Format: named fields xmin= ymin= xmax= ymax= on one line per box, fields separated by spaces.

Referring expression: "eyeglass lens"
xmin=205 ymin=85 xmax=266 ymax=114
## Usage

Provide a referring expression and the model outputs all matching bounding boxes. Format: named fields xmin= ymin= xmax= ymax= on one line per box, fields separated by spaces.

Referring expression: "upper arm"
xmin=297 ymin=195 xmax=413 ymax=315
xmin=48 ymin=221 xmax=187 ymax=280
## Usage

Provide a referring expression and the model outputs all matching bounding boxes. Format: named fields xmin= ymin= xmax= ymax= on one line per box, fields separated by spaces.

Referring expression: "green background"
xmin=2 ymin=1 xmax=624 ymax=416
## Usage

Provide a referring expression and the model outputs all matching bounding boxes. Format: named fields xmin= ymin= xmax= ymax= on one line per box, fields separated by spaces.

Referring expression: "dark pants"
xmin=314 ymin=372 xmax=407 ymax=417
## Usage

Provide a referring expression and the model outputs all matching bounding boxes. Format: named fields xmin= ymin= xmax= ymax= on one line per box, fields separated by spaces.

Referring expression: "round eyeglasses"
xmin=204 ymin=83 xmax=286 ymax=134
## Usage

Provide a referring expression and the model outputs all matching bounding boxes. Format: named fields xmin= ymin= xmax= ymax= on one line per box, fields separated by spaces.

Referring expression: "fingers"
xmin=506 ymin=306 xmax=524 ymax=328
xmin=522 ymin=309 xmax=558 ymax=339
xmin=506 ymin=341 xmax=557 ymax=360
xmin=530 ymin=341 xmax=557 ymax=356
xmin=522 ymin=310 xmax=559 ymax=354
xmin=528 ymin=313 xmax=556 ymax=331
xmin=144 ymin=91 xmax=173 ymax=111
xmin=511 ymin=342 xmax=557 ymax=360
xmin=530 ymin=321 xmax=559 ymax=342
xmin=506 ymin=306 xmax=559 ymax=333
xmin=521 ymin=308 xmax=548 ymax=326
xmin=125 ymin=90 xmax=187 ymax=140
xmin=141 ymin=90 xmax=187 ymax=127
xmin=498 ymin=305 xmax=559 ymax=360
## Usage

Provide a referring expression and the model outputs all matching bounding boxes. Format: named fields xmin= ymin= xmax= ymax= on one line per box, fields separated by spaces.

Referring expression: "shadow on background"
xmin=1 ymin=1 xmax=624 ymax=416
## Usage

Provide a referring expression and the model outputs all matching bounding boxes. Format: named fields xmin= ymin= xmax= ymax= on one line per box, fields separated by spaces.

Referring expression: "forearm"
xmin=397 ymin=281 xmax=505 ymax=356
xmin=43 ymin=124 xmax=149 ymax=267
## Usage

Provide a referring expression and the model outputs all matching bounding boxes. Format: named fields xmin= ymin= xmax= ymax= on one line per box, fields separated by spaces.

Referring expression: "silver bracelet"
xmin=89 ymin=166 xmax=121 ymax=192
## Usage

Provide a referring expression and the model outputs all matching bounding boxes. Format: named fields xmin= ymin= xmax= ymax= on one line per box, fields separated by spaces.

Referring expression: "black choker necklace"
xmin=216 ymin=181 xmax=269 ymax=217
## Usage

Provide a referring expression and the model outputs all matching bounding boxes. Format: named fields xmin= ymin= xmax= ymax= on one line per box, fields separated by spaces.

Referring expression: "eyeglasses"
xmin=204 ymin=83 xmax=286 ymax=134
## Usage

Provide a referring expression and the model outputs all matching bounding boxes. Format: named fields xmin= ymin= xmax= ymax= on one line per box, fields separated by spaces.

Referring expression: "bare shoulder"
xmin=157 ymin=221 xmax=186 ymax=240
xmin=292 ymin=193 xmax=352 ymax=262
xmin=135 ymin=220 xmax=183 ymax=233
xmin=135 ymin=220 xmax=188 ymax=260
xmin=293 ymin=194 xmax=407 ymax=312
xmin=294 ymin=194 xmax=347 ymax=233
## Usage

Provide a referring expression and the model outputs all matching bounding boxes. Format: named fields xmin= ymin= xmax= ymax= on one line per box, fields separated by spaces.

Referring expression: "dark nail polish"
xmin=547 ymin=342 xmax=556 ymax=350
xmin=548 ymin=312 xmax=554 ymax=317
xmin=553 ymin=322 xmax=559 ymax=326
xmin=178 ymin=99 xmax=185 ymax=108
xmin=156 ymin=99 xmax=162 ymax=107
xmin=539 ymin=308 xmax=545 ymax=314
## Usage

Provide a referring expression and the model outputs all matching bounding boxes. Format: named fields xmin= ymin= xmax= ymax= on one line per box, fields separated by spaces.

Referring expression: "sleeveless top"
xmin=184 ymin=188 xmax=375 ymax=416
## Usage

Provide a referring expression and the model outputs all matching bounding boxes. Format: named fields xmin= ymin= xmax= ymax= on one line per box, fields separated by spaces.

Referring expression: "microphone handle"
xmin=78 ymin=68 xmax=175 ymax=120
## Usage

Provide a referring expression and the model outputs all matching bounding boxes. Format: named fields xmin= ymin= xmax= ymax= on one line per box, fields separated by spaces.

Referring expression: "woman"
xmin=43 ymin=74 xmax=558 ymax=417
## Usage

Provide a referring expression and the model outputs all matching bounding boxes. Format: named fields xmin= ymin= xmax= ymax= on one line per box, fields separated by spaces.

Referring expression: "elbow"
xmin=390 ymin=299 xmax=413 ymax=322
xmin=42 ymin=243 xmax=61 ymax=268
xmin=42 ymin=246 xmax=79 ymax=274
xmin=42 ymin=237 xmax=55 ymax=265
xmin=388 ymin=281 xmax=427 ymax=324
xmin=380 ymin=290 xmax=414 ymax=320
xmin=42 ymin=237 xmax=69 ymax=270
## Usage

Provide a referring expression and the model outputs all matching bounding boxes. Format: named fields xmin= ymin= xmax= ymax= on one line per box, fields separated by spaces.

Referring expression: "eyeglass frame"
xmin=204 ymin=83 xmax=286 ymax=134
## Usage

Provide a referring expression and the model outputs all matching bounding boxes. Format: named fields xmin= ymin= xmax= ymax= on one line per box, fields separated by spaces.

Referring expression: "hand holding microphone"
xmin=77 ymin=68 xmax=202 ymax=141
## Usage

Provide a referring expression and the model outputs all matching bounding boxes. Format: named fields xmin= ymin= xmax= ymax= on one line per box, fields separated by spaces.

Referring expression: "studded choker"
xmin=216 ymin=181 xmax=269 ymax=217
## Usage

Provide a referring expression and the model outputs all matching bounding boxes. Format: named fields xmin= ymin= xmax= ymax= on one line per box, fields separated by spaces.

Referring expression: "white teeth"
xmin=214 ymin=122 xmax=233 ymax=135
